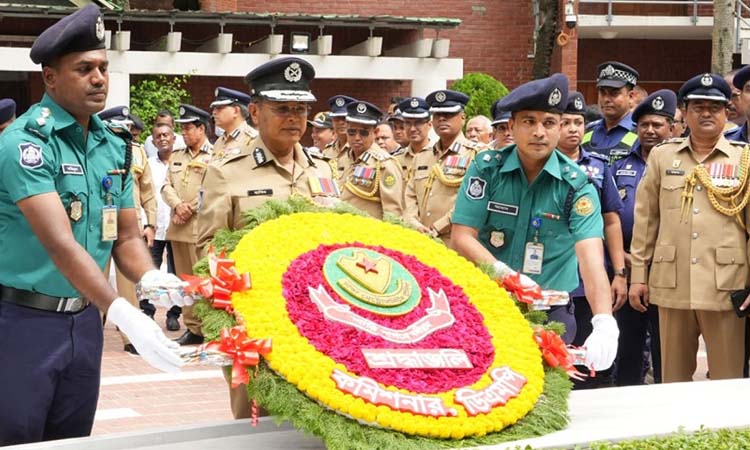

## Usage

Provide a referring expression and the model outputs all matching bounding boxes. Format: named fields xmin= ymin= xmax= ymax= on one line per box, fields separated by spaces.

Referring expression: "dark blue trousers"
xmin=0 ymin=302 xmax=102 ymax=445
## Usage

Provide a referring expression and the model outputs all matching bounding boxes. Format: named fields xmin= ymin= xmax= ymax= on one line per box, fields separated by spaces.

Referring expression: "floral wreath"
xmin=195 ymin=199 xmax=571 ymax=450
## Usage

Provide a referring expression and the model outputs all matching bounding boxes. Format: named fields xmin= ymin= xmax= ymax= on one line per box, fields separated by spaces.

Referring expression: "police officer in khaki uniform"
xmin=210 ymin=87 xmax=257 ymax=164
xmin=339 ymin=101 xmax=404 ymax=219
xmin=161 ymin=105 xmax=213 ymax=346
xmin=99 ymin=107 xmax=160 ymax=351
xmin=323 ymin=95 xmax=356 ymax=180
xmin=394 ymin=97 xmax=432 ymax=186
xmin=404 ymin=90 xmax=483 ymax=244
xmin=196 ymin=57 xmax=339 ymax=419
xmin=629 ymin=73 xmax=750 ymax=382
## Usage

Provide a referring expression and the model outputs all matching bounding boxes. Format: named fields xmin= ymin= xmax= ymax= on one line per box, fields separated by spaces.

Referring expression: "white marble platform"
xmin=8 ymin=378 xmax=750 ymax=450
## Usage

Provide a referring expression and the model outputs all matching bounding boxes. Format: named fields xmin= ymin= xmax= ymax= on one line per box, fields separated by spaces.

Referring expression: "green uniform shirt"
xmin=0 ymin=94 xmax=134 ymax=297
xmin=452 ymin=146 xmax=603 ymax=292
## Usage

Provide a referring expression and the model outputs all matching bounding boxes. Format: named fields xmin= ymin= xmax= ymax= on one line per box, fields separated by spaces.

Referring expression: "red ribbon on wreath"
xmin=180 ymin=246 xmax=252 ymax=313
xmin=204 ymin=326 xmax=273 ymax=388
xmin=533 ymin=327 xmax=586 ymax=380
xmin=498 ymin=272 xmax=543 ymax=305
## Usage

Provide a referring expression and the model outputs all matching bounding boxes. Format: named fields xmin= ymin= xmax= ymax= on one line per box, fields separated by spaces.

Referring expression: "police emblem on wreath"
xmin=410 ymin=98 xmax=419 ymax=108
xmin=574 ymin=97 xmax=583 ymax=111
xmin=701 ymin=74 xmax=713 ymax=86
xmin=466 ymin=176 xmax=486 ymax=200
xmin=356 ymin=103 xmax=367 ymax=114
xmin=652 ymin=96 xmax=664 ymax=111
xmin=95 ymin=16 xmax=105 ymax=41
xmin=435 ymin=91 xmax=447 ymax=103
xmin=490 ymin=230 xmax=505 ymax=248
xmin=548 ymin=88 xmax=562 ymax=107
xmin=19 ymin=143 xmax=43 ymax=169
xmin=335 ymin=97 xmax=345 ymax=107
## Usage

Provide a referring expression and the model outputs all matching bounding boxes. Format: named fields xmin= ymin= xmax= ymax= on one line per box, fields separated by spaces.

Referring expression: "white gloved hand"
xmin=493 ymin=261 xmax=539 ymax=290
xmin=136 ymin=269 xmax=193 ymax=308
xmin=583 ymin=314 xmax=619 ymax=371
xmin=107 ymin=297 xmax=183 ymax=373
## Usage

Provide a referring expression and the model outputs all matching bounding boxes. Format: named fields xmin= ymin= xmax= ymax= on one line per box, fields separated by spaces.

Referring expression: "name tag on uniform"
xmin=173 ymin=162 xmax=183 ymax=167
xmin=61 ymin=164 xmax=84 ymax=175
xmin=487 ymin=201 xmax=519 ymax=216
xmin=248 ymin=189 xmax=273 ymax=196
xmin=666 ymin=169 xmax=684 ymax=176
xmin=615 ymin=169 xmax=636 ymax=177
xmin=417 ymin=165 xmax=429 ymax=171
xmin=523 ymin=242 xmax=544 ymax=275
xmin=101 ymin=205 xmax=118 ymax=241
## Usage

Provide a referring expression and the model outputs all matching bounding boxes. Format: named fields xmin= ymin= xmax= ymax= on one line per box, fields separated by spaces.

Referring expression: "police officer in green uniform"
xmin=451 ymin=73 xmax=619 ymax=371
xmin=0 ymin=5 xmax=189 ymax=445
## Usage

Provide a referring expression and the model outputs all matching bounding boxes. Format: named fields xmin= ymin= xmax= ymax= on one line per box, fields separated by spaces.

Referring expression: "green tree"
xmin=129 ymin=74 xmax=192 ymax=143
xmin=450 ymin=73 xmax=509 ymax=119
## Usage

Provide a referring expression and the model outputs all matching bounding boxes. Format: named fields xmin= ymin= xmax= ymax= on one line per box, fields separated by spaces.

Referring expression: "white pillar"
xmin=411 ymin=78 xmax=447 ymax=97
xmin=106 ymin=71 xmax=130 ymax=109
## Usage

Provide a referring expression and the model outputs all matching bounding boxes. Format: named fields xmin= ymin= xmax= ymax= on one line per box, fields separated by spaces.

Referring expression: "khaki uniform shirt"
xmin=131 ymin=143 xmax=157 ymax=229
xmin=212 ymin=122 xmax=257 ymax=163
xmin=196 ymin=137 xmax=339 ymax=250
xmin=404 ymin=133 xmax=483 ymax=239
xmin=395 ymin=142 xmax=431 ymax=187
xmin=161 ymin=140 xmax=213 ymax=243
xmin=340 ymin=144 xmax=404 ymax=220
xmin=323 ymin=139 xmax=351 ymax=182
xmin=630 ymin=136 xmax=750 ymax=311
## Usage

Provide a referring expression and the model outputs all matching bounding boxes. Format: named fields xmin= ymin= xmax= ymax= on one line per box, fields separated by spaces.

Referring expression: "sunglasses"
xmin=346 ymin=128 xmax=371 ymax=137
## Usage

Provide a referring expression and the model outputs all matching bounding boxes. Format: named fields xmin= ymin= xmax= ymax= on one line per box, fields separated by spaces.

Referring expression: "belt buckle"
xmin=59 ymin=297 xmax=84 ymax=313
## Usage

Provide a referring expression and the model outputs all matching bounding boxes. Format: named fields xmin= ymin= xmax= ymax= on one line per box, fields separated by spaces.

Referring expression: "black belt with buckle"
xmin=0 ymin=285 xmax=90 ymax=313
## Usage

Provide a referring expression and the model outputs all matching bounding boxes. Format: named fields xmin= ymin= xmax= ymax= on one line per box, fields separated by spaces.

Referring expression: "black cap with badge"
xmin=175 ymin=104 xmax=210 ymax=126
xmin=397 ymin=97 xmax=430 ymax=119
xmin=426 ymin=90 xmax=470 ymax=114
xmin=632 ymin=89 xmax=677 ymax=123
xmin=490 ymin=99 xmax=511 ymax=125
xmin=596 ymin=61 xmax=639 ymax=89
xmin=563 ymin=91 xmax=587 ymax=116
xmin=345 ymin=101 xmax=383 ymax=126
xmin=328 ymin=95 xmax=357 ymax=117
xmin=210 ymin=87 xmax=252 ymax=108
xmin=98 ymin=106 xmax=133 ymax=125
xmin=30 ymin=4 xmax=106 ymax=65
xmin=678 ymin=73 xmax=731 ymax=103
xmin=495 ymin=73 xmax=569 ymax=114
xmin=308 ymin=111 xmax=333 ymax=129
xmin=245 ymin=57 xmax=316 ymax=103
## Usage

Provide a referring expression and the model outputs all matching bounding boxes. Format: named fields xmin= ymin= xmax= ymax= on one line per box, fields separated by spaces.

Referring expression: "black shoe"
xmin=175 ymin=330 xmax=204 ymax=345
xmin=166 ymin=316 xmax=181 ymax=331
xmin=124 ymin=343 xmax=139 ymax=355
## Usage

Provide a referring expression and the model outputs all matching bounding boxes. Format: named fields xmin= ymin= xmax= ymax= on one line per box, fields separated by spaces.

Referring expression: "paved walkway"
xmin=93 ymin=307 xmax=234 ymax=436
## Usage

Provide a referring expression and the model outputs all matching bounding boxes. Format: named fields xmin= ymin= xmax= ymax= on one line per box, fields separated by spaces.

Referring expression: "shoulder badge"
xmin=19 ymin=142 xmax=44 ymax=169
xmin=574 ymin=196 xmax=594 ymax=216
xmin=253 ymin=147 xmax=268 ymax=166
xmin=466 ymin=176 xmax=487 ymax=200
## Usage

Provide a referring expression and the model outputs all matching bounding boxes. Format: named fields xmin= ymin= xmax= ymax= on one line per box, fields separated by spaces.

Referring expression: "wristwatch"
xmin=614 ymin=267 xmax=628 ymax=278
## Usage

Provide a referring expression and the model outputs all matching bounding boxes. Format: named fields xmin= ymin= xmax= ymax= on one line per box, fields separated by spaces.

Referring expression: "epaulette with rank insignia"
xmin=729 ymin=140 xmax=747 ymax=147
xmin=366 ymin=150 xmax=391 ymax=162
xmin=473 ymin=149 xmax=506 ymax=172
xmin=23 ymin=106 xmax=54 ymax=141
xmin=560 ymin=156 xmax=589 ymax=191
xmin=390 ymin=147 xmax=405 ymax=157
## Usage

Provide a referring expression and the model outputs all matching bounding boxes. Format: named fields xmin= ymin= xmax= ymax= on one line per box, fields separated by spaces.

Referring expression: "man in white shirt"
xmin=145 ymin=125 xmax=182 ymax=330
xmin=143 ymin=109 xmax=186 ymax=158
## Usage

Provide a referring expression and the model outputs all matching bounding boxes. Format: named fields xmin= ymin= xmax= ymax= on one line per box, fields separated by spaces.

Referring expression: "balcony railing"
xmin=578 ymin=0 xmax=714 ymax=25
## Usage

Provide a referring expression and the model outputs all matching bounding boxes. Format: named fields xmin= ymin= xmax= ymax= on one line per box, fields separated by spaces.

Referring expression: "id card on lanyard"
xmin=101 ymin=175 xmax=117 ymax=241
xmin=522 ymin=216 xmax=544 ymax=275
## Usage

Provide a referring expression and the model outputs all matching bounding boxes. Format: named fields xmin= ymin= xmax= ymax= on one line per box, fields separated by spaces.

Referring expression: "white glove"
xmin=137 ymin=269 xmax=193 ymax=308
xmin=583 ymin=314 xmax=619 ymax=371
xmin=107 ymin=297 xmax=183 ymax=373
xmin=493 ymin=261 xmax=539 ymax=290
